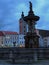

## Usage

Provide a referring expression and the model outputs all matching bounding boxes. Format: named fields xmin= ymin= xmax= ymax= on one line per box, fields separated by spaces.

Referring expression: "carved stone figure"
xmin=29 ymin=1 xmax=32 ymax=11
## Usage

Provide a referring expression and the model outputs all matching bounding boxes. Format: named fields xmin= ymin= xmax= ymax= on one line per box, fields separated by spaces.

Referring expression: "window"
xmin=20 ymin=37 xmax=21 ymax=39
xmin=6 ymin=41 xmax=7 ymax=43
xmin=44 ymin=38 xmax=47 ymax=41
xmin=24 ymin=30 xmax=25 ymax=32
xmin=20 ymin=21 xmax=22 ymax=23
xmin=24 ymin=26 xmax=25 ymax=28
xmin=44 ymin=39 xmax=47 ymax=43
xmin=44 ymin=38 xmax=47 ymax=47
xmin=20 ymin=41 xmax=21 ymax=44
xmin=17 ymin=41 xmax=18 ymax=43
xmin=22 ymin=41 xmax=23 ymax=43
xmin=8 ymin=41 xmax=9 ymax=43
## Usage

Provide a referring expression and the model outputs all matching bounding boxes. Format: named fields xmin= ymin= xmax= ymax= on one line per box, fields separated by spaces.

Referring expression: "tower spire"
xmin=21 ymin=12 xmax=24 ymax=18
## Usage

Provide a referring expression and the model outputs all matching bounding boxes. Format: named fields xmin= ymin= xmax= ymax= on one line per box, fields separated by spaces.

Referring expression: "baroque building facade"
xmin=0 ymin=31 xmax=18 ymax=47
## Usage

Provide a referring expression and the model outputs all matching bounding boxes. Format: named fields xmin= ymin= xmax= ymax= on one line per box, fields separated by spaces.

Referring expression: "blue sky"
xmin=0 ymin=0 xmax=49 ymax=32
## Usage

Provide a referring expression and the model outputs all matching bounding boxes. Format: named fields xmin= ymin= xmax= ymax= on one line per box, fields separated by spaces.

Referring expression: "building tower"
xmin=19 ymin=12 xmax=27 ymax=35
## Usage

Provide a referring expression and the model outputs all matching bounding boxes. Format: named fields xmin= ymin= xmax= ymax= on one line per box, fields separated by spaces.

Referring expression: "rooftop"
xmin=0 ymin=31 xmax=18 ymax=36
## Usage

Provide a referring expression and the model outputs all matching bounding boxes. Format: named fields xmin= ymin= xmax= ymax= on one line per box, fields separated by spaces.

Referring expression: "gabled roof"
xmin=3 ymin=31 xmax=18 ymax=35
xmin=38 ymin=29 xmax=49 ymax=37
xmin=0 ymin=31 xmax=18 ymax=36
xmin=0 ymin=31 xmax=4 ymax=36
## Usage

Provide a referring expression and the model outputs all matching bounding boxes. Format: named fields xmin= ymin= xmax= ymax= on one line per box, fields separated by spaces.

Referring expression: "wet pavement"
xmin=0 ymin=59 xmax=49 ymax=65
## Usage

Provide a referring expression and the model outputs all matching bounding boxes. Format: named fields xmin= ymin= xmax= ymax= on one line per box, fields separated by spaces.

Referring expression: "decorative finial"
xmin=21 ymin=12 xmax=24 ymax=18
xmin=29 ymin=1 xmax=32 ymax=11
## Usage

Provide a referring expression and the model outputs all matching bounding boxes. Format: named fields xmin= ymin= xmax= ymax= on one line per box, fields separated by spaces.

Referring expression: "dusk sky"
xmin=0 ymin=0 xmax=49 ymax=32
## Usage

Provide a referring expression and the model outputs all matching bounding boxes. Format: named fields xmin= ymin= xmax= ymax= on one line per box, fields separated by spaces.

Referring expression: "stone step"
xmin=9 ymin=59 xmax=33 ymax=64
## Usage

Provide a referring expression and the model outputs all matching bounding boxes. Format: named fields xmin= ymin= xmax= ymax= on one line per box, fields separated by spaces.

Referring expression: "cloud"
xmin=34 ymin=0 xmax=46 ymax=14
xmin=35 ymin=0 xmax=49 ymax=30
xmin=0 ymin=0 xmax=18 ymax=31
xmin=0 ymin=0 xmax=49 ymax=32
xmin=16 ymin=3 xmax=29 ymax=15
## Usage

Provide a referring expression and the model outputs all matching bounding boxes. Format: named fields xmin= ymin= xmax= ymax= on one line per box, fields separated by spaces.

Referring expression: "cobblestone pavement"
xmin=0 ymin=60 xmax=49 ymax=65
xmin=33 ymin=60 xmax=49 ymax=65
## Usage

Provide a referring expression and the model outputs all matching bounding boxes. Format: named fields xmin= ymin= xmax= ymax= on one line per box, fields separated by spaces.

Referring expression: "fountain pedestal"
xmin=24 ymin=32 xmax=39 ymax=48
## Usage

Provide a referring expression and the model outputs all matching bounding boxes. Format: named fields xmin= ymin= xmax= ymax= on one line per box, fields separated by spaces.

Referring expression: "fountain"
xmin=23 ymin=2 xmax=40 ymax=48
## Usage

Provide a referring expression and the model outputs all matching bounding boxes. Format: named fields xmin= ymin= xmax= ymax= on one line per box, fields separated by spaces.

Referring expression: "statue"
xmin=29 ymin=1 xmax=32 ymax=11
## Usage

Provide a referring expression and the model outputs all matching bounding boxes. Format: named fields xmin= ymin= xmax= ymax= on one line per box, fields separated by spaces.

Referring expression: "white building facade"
xmin=43 ymin=37 xmax=49 ymax=47
xmin=0 ymin=31 xmax=19 ymax=47
xmin=18 ymin=34 xmax=25 ymax=47
xmin=0 ymin=31 xmax=4 ymax=47
xmin=39 ymin=36 xmax=44 ymax=47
